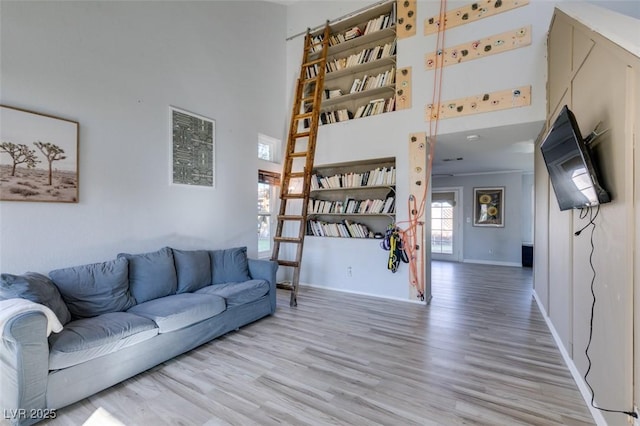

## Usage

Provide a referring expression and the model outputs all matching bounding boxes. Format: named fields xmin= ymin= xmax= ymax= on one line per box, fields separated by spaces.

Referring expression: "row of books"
xmin=311 ymin=166 xmax=396 ymax=189
xmin=363 ymin=9 xmax=396 ymax=36
xmin=305 ymin=63 xmax=319 ymax=79
xmin=307 ymin=219 xmax=374 ymax=239
xmin=354 ymin=97 xmax=395 ymax=119
xmin=310 ymin=8 xmax=396 ymax=53
xmin=321 ymin=109 xmax=351 ymax=125
xmin=309 ymin=196 xmax=395 ymax=215
xmin=326 ymin=40 xmax=396 ymax=73
xmin=303 ymin=108 xmax=352 ymax=128
xmin=350 ymin=68 xmax=396 ymax=94
xmin=306 ymin=96 xmax=395 ymax=128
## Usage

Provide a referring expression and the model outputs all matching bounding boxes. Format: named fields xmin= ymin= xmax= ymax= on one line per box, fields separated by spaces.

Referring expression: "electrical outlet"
xmin=347 ymin=266 xmax=353 ymax=277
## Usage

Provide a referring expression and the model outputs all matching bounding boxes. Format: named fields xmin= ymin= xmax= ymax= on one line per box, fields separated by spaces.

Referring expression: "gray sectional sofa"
xmin=0 ymin=246 xmax=277 ymax=426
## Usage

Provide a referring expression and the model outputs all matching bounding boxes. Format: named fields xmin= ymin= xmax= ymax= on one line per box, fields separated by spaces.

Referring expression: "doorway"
xmin=431 ymin=188 xmax=463 ymax=262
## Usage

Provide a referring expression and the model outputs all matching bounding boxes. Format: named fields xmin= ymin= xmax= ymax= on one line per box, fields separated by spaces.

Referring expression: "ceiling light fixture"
xmin=466 ymin=134 xmax=480 ymax=141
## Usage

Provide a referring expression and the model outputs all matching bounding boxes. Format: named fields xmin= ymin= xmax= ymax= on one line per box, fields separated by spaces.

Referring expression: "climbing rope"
xmin=383 ymin=0 xmax=447 ymax=301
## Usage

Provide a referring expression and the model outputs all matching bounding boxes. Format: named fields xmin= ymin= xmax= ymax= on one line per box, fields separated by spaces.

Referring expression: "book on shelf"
xmin=307 ymin=219 xmax=373 ymax=239
xmin=319 ymin=109 xmax=352 ymax=126
xmin=311 ymin=167 xmax=396 ymax=190
xmin=310 ymin=33 xmax=325 ymax=52
xmin=326 ymin=40 xmax=396 ymax=75
xmin=309 ymin=194 xmax=395 ymax=215
xmin=354 ymin=97 xmax=396 ymax=119
xmin=383 ymin=196 xmax=395 ymax=214
xmin=344 ymin=26 xmax=363 ymax=40
xmin=363 ymin=11 xmax=395 ymax=35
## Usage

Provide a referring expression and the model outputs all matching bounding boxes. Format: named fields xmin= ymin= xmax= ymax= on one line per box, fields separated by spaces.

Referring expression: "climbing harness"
xmin=381 ymin=225 xmax=409 ymax=273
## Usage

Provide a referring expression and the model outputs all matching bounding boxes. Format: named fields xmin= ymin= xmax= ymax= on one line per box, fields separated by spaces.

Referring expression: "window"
xmin=258 ymin=170 xmax=280 ymax=257
xmin=431 ymin=200 xmax=454 ymax=254
xmin=258 ymin=133 xmax=279 ymax=162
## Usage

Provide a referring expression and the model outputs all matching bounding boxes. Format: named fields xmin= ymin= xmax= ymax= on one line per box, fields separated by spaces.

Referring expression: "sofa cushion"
xmin=0 ymin=272 xmax=72 ymax=325
xmin=127 ymin=293 xmax=225 ymax=333
xmin=48 ymin=312 xmax=158 ymax=370
xmin=195 ymin=280 xmax=270 ymax=307
xmin=49 ymin=257 xmax=135 ymax=319
xmin=118 ymin=247 xmax=177 ymax=304
xmin=209 ymin=247 xmax=251 ymax=284
xmin=172 ymin=249 xmax=211 ymax=293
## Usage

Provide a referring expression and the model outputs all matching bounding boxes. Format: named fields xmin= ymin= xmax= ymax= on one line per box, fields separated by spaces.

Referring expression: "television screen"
xmin=540 ymin=105 xmax=610 ymax=211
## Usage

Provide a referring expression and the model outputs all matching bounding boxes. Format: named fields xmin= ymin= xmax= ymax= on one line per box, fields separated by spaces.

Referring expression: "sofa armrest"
xmin=1 ymin=311 xmax=49 ymax=426
xmin=248 ymin=259 xmax=278 ymax=313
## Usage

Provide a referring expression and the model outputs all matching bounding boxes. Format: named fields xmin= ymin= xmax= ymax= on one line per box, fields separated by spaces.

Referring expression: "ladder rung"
xmin=277 ymin=282 xmax=295 ymax=290
xmin=289 ymin=151 xmax=309 ymax=158
xmin=303 ymin=76 xmax=319 ymax=84
xmin=294 ymin=112 xmax=313 ymax=120
xmin=274 ymin=237 xmax=303 ymax=244
xmin=277 ymin=260 xmax=300 ymax=268
xmin=302 ymin=96 xmax=314 ymax=103
xmin=289 ymin=172 xmax=305 ymax=179
xmin=281 ymin=193 xmax=305 ymax=199
xmin=292 ymin=132 xmax=311 ymax=139
xmin=302 ymin=58 xmax=325 ymax=67
xmin=278 ymin=215 xmax=304 ymax=221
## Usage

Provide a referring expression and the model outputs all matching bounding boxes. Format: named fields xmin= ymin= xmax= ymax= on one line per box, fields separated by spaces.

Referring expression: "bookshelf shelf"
xmin=304 ymin=1 xmax=400 ymax=126
xmin=311 ymin=184 xmax=395 ymax=193
xmin=321 ymin=86 xmax=395 ymax=109
xmin=307 ymin=157 xmax=396 ymax=239
xmin=309 ymin=213 xmax=394 ymax=218
xmin=325 ymin=56 xmax=396 ymax=82
xmin=312 ymin=27 xmax=396 ymax=60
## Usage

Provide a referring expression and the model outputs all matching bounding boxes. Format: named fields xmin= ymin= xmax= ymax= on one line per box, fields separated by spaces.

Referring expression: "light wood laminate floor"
xmin=44 ymin=262 xmax=594 ymax=425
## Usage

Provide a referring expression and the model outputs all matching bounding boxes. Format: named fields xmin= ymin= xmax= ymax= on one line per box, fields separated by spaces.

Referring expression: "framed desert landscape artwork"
xmin=170 ymin=106 xmax=215 ymax=188
xmin=0 ymin=105 xmax=79 ymax=203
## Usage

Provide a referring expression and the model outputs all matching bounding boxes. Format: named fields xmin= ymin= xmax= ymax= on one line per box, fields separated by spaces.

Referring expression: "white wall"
xmin=286 ymin=0 xmax=554 ymax=299
xmin=536 ymin=5 xmax=639 ymax=425
xmin=433 ymin=172 xmax=524 ymax=266
xmin=521 ymin=173 xmax=534 ymax=244
xmin=0 ymin=1 xmax=287 ymax=274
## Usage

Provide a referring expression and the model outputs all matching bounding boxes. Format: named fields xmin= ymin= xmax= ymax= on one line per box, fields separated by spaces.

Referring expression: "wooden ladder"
xmin=272 ymin=23 xmax=330 ymax=307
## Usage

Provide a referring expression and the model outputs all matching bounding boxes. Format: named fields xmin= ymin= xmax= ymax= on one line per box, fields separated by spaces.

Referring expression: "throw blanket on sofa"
xmin=0 ymin=298 xmax=63 ymax=336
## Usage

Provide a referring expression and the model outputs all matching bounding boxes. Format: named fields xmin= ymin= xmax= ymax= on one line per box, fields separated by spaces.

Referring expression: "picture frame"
xmin=0 ymin=105 xmax=79 ymax=203
xmin=473 ymin=187 xmax=504 ymax=227
xmin=170 ymin=106 xmax=215 ymax=188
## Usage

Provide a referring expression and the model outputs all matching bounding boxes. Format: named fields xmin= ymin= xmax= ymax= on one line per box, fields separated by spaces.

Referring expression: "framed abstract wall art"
xmin=473 ymin=187 xmax=504 ymax=227
xmin=0 ymin=105 xmax=79 ymax=203
xmin=170 ymin=106 xmax=215 ymax=188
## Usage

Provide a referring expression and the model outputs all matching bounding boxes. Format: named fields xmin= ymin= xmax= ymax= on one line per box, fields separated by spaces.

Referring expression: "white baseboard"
xmin=532 ymin=291 xmax=607 ymax=426
xmin=299 ymin=282 xmax=426 ymax=305
xmin=463 ymin=259 xmax=522 ymax=267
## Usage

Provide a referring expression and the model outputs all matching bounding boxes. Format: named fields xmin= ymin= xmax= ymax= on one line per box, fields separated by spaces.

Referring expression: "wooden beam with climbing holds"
xmin=425 ymin=85 xmax=531 ymax=121
xmin=395 ymin=67 xmax=412 ymax=110
xmin=424 ymin=0 xmax=529 ymax=35
xmin=424 ymin=25 xmax=532 ymax=70
xmin=396 ymin=0 xmax=417 ymax=39
xmin=407 ymin=132 xmax=428 ymax=301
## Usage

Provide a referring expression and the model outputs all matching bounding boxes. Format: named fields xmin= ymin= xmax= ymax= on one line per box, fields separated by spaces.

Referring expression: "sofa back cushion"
xmin=118 ymin=247 xmax=177 ymax=303
xmin=172 ymin=249 xmax=211 ymax=293
xmin=0 ymin=272 xmax=72 ymax=325
xmin=49 ymin=257 xmax=135 ymax=319
xmin=209 ymin=247 xmax=251 ymax=284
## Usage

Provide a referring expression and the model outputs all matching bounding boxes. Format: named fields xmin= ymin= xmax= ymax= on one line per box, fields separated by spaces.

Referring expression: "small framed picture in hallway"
xmin=473 ymin=187 xmax=504 ymax=227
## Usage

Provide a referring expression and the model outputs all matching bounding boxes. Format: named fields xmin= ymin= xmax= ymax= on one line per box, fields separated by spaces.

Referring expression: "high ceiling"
xmin=430 ymin=120 xmax=545 ymax=176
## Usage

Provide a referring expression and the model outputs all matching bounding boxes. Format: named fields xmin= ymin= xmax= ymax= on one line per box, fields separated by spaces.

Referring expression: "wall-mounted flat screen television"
xmin=540 ymin=105 xmax=611 ymax=211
